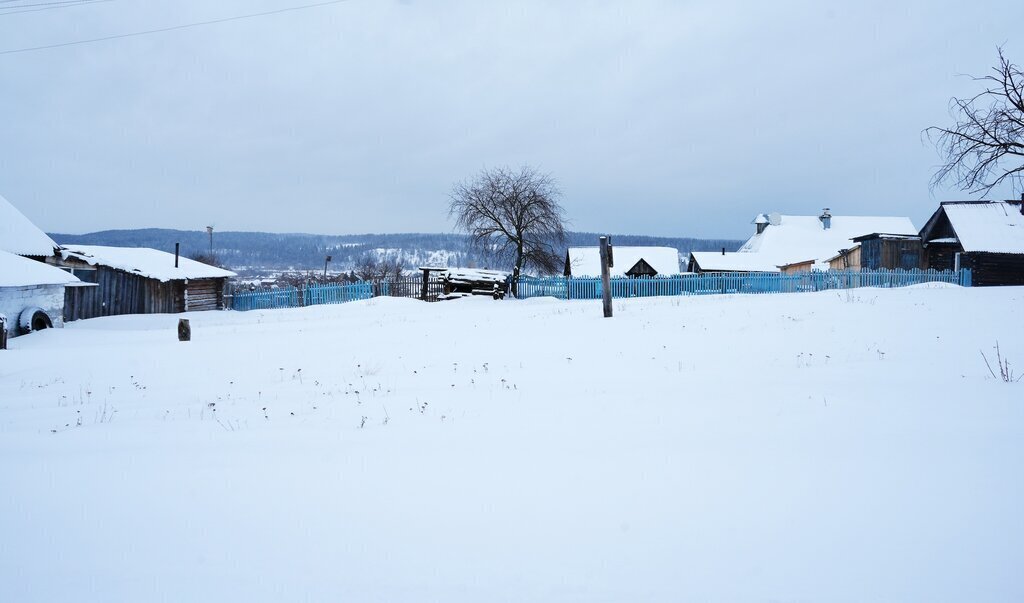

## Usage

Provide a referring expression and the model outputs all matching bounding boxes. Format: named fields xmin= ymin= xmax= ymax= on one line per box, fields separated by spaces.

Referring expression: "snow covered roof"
xmin=0 ymin=193 xmax=58 ymax=257
xmin=736 ymin=214 xmax=917 ymax=268
xmin=0 ymin=250 xmax=80 ymax=287
xmin=688 ymin=251 xmax=784 ymax=273
xmin=938 ymin=201 xmax=1024 ymax=254
xmin=566 ymin=246 xmax=680 ymax=277
xmin=58 ymin=245 xmax=236 ymax=282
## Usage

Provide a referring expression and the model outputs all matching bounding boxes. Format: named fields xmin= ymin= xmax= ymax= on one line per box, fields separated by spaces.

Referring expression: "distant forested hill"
xmin=48 ymin=229 xmax=744 ymax=274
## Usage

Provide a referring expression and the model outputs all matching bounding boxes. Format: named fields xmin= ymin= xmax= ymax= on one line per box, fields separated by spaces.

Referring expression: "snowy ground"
xmin=2 ymin=285 xmax=1022 ymax=602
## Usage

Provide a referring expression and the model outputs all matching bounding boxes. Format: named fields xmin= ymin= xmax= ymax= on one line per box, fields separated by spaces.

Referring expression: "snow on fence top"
xmin=566 ymin=246 xmax=680 ymax=277
xmin=58 ymin=245 xmax=237 ymax=282
xmin=0 ymin=193 xmax=58 ymax=257
xmin=941 ymin=201 xmax=1024 ymax=254
xmin=0 ymin=250 xmax=79 ymax=287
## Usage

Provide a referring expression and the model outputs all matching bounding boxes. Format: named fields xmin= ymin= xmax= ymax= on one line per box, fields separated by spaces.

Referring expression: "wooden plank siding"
xmin=63 ymin=265 xmax=228 ymax=321
xmin=860 ymin=238 xmax=924 ymax=270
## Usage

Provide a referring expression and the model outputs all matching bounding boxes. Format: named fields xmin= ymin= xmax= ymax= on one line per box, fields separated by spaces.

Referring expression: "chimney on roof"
xmin=754 ymin=213 xmax=769 ymax=234
xmin=819 ymin=208 xmax=832 ymax=230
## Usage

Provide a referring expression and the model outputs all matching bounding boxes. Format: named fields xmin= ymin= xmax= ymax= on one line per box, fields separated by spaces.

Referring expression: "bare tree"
xmin=354 ymin=252 xmax=408 ymax=281
xmin=354 ymin=253 xmax=381 ymax=281
xmin=449 ymin=166 xmax=567 ymax=295
xmin=926 ymin=47 xmax=1024 ymax=196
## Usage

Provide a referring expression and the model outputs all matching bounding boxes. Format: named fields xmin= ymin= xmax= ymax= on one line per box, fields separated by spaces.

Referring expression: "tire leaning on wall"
xmin=18 ymin=307 xmax=53 ymax=335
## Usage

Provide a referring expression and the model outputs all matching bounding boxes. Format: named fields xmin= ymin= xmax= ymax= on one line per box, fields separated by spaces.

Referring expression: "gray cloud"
xmin=0 ymin=0 xmax=1021 ymax=238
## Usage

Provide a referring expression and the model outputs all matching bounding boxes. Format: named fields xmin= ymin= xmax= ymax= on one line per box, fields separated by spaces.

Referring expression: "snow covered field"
xmin=2 ymin=286 xmax=1022 ymax=602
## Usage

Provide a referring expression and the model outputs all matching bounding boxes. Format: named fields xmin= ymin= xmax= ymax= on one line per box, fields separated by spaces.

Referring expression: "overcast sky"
xmin=0 ymin=0 xmax=1021 ymax=239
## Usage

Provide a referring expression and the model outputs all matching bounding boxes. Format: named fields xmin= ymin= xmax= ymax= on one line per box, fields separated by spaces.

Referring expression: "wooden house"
xmin=918 ymin=200 xmax=1024 ymax=286
xmin=849 ymin=233 xmax=924 ymax=270
xmin=565 ymin=246 xmax=680 ymax=278
xmin=50 ymin=245 xmax=236 ymax=321
xmin=0 ymin=193 xmax=82 ymax=336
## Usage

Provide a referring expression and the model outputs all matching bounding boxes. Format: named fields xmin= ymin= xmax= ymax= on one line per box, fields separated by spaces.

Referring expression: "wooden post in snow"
xmin=599 ymin=236 xmax=613 ymax=318
xmin=177 ymin=318 xmax=191 ymax=342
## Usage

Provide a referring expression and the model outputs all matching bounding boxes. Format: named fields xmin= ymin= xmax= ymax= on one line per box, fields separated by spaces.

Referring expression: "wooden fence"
xmin=229 ymin=277 xmax=444 ymax=311
xmin=228 ymin=268 xmax=971 ymax=311
xmin=515 ymin=268 xmax=972 ymax=300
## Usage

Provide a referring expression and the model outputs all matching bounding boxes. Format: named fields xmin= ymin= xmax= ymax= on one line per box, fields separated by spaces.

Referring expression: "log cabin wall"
xmin=961 ymin=252 xmax=1024 ymax=287
xmin=926 ymin=244 xmax=960 ymax=272
xmin=64 ymin=269 xmax=227 ymax=321
xmin=183 ymin=278 xmax=226 ymax=311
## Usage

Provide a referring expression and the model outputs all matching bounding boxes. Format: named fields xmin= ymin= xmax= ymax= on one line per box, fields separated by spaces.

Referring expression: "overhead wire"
xmin=0 ymin=1 xmax=112 ymax=17
xmin=0 ymin=0 xmax=352 ymax=55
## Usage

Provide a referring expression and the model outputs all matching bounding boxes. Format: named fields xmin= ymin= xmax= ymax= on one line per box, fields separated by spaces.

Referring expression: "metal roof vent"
xmin=819 ymin=208 xmax=832 ymax=230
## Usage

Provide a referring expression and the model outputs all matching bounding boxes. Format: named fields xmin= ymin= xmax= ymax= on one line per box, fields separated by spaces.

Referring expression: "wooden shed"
xmin=50 ymin=245 xmax=236 ymax=321
xmin=918 ymin=200 xmax=1024 ymax=286
xmin=826 ymin=245 xmax=861 ymax=271
xmin=778 ymin=259 xmax=816 ymax=274
xmin=849 ymin=233 xmax=924 ymax=270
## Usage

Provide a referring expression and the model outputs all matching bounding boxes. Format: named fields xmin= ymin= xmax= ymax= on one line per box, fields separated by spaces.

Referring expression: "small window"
xmin=73 ymin=269 xmax=98 ymax=283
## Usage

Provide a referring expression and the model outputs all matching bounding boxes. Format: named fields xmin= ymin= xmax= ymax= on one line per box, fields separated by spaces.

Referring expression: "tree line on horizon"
xmin=48 ymin=228 xmax=744 ymax=274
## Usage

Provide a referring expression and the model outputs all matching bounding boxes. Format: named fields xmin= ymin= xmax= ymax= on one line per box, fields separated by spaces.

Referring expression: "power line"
xmin=0 ymin=0 xmax=112 ymax=17
xmin=0 ymin=0 xmax=353 ymax=55
xmin=0 ymin=0 xmax=101 ymax=8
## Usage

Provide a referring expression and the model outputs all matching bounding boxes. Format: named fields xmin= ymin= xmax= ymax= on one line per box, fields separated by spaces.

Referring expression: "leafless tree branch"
xmin=449 ymin=166 xmax=568 ymax=295
xmin=925 ymin=47 xmax=1024 ymax=196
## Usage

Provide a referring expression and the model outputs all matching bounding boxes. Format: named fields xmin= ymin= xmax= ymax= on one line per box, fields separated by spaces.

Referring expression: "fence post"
xmin=599 ymin=236 xmax=613 ymax=318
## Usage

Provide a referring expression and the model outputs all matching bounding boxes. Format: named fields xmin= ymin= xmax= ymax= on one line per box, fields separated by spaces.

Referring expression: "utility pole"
xmin=324 ymin=255 xmax=332 ymax=279
xmin=599 ymin=236 xmax=613 ymax=318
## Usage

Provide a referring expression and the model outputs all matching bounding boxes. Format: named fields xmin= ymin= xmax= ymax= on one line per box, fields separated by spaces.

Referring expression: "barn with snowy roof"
xmin=688 ymin=209 xmax=918 ymax=273
xmin=564 ymin=246 xmax=680 ymax=278
xmin=919 ymin=199 xmax=1024 ymax=286
xmin=51 ymin=244 xmax=237 ymax=321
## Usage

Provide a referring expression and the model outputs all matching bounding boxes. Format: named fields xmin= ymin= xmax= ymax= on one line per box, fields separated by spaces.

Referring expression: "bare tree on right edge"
xmin=449 ymin=166 xmax=567 ymax=296
xmin=925 ymin=47 xmax=1024 ymax=196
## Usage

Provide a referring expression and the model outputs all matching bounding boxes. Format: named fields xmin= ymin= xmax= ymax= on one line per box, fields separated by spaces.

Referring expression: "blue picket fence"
xmin=516 ymin=268 xmax=971 ymax=300
xmin=305 ymin=282 xmax=374 ymax=305
xmin=230 ymin=268 xmax=971 ymax=310
xmin=231 ymin=286 xmax=301 ymax=311
xmin=231 ymin=282 xmax=373 ymax=311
